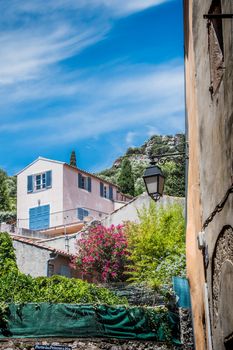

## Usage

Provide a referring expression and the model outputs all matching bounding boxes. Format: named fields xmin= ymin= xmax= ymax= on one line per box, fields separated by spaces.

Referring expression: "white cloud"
xmin=0 ymin=62 xmax=184 ymax=145
xmin=126 ymin=131 xmax=137 ymax=145
xmin=3 ymin=0 xmax=172 ymax=17
xmin=89 ymin=0 xmax=172 ymax=16
xmin=146 ymin=126 xmax=160 ymax=137
xmin=0 ymin=0 xmax=183 ymax=160
xmin=0 ymin=25 xmax=108 ymax=85
xmin=0 ymin=0 xmax=172 ymax=86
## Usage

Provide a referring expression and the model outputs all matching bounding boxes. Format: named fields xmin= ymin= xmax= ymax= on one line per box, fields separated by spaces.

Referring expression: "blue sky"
xmin=0 ymin=0 xmax=184 ymax=175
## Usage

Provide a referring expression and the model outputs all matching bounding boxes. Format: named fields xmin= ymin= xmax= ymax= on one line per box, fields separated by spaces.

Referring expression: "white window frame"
xmin=81 ymin=176 xmax=87 ymax=190
xmin=35 ymin=173 xmax=46 ymax=191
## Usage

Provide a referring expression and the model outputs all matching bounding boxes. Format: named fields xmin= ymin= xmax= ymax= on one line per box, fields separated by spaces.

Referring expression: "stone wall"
xmin=0 ymin=339 xmax=180 ymax=350
xmin=184 ymin=0 xmax=233 ymax=349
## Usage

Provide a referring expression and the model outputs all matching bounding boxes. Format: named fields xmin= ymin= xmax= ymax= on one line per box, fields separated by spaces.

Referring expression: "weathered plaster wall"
xmin=13 ymin=240 xmax=76 ymax=278
xmin=63 ymin=165 xmax=118 ymax=223
xmin=184 ymin=0 xmax=233 ymax=349
xmin=102 ymin=193 xmax=184 ymax=227
xmin=184 ymin=1 xmax=207 ymax=348
xmin=41 ymin=232 xmax=81 ymax=255
xmin=17 ymin=159 xmax=64 ymax=229
xmin=13 ymin=240 xmax=51 ymax=277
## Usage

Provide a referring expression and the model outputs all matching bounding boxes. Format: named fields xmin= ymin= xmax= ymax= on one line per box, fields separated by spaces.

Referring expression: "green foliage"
xmin=0 ymin=232 xmax=127 ymax=306
xmin=0 ymin=171 xmax=11 ymax=212
xmin=0 ymin=232 xmax=18 ymax=273
xmin=70 ymin=150 xmax=77 ymax=167
xmin=97 ymin=133 xmax=186 ymax=198
xmin=0 ymin=169 xmax=16 ymax=213
xmin=149 ymin=254 xmax=186 ymax=289
xmin=126 ymin=147 xmax=143 ymax=156
xmin=5 ymin=176 xmax=17 ymax=211
xmin=98 ymin=167 xmax=120 ymax=185
xmin=125 ymin=203 xmax=186 ymax=288
xmin=0 ymin=211 xmax=17 ymax=225
xmin=118 ymin=158 xmax=135 ymax=196
xmin=163 ymin=161 xmax=185 ymax=197
xmin=0 ymin=274 xmax=126 ymax=305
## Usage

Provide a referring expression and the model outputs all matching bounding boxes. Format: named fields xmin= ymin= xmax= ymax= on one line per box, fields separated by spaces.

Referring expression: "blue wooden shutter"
xmin=78 ymin=173 xmax=82 ymax=188
xmin=109 ymin=185 xmax=113 ymax=200
xmin=27 ymin=175 xmax=33 ymax=193
xmin=77 ymin=208 xmax=84 ymax=220
xmin=87 ymin=177 xmax=92 ymax=192
xmin=29 ymin=204 xmax=50 ymax=230
xmin=84 ymin=209 xmax=89 ymax=217
xmin=100 ymin=182 xmax=104 ymax=197
xmin=46 ymin=171 xmax=52 ymax=188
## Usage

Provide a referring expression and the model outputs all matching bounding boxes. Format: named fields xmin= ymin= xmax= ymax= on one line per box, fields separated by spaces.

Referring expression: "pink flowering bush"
xmin=71 ymin=224 xmax=129 ymax=283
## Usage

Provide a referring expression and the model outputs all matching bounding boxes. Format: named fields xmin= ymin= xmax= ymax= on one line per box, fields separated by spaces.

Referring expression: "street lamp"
xmin=143 ymin=163 xmax=165 ymax=201
xmin=143 ymin=151 xmax=187 ymax=201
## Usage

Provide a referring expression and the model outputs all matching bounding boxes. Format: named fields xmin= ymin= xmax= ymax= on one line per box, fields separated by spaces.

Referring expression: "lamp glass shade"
xmin=143 ymin=165 xmax=165 ymax=199
xmin=145 ymin=176 xmax=158 ymax=194
xmin=158 ymin=175 xmax=165 ymax=196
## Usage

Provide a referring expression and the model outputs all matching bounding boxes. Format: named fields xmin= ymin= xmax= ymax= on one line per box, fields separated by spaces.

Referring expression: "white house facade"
xmin=17 ymin=157 xmax=130 ymax=230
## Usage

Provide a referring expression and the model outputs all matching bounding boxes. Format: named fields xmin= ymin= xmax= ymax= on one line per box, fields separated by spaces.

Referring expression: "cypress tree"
xmin=70 ymin=150 xmax=77 ymax=167
xmin=118 ymin=158 xmax=135 ymax=196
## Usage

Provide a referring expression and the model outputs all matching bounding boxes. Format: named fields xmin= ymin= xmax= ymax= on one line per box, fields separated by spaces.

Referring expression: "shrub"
xmin=125 ymin=202 xmax=186 ymax=287
xmin=71 ymin=224 xmax=129 ymax=283
xmin=0 ymin=232 xmax=127 ymax=306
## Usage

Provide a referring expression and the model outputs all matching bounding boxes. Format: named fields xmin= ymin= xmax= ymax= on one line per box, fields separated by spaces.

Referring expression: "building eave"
xmin=11 ymin=234 xmax=74 ymax=258
xmin=64 ymin=163 xmax=122 ymax=191
xmin=16 ymin=157 xmax=65 ymax=176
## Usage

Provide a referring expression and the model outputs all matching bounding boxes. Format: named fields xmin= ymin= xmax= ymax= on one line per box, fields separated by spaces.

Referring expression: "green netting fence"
xmin=0 ymin=303 xmax=180 ymax=344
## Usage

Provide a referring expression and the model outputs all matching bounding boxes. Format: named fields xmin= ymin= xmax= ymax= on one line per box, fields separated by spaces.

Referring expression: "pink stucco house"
xmin=17 ymin=157 xmax=131 ymax=231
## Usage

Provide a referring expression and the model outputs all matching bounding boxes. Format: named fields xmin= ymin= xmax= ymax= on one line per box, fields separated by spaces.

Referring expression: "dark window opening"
xmin=224 ymin=332 xmax=233 ymax=350
xmin=48 ymin=263 xmax=54 ymax=277
xmin=207 ymin=0 xmax=224 ymax=95
xmin=78 ymin=173 xmax=91 ymax=192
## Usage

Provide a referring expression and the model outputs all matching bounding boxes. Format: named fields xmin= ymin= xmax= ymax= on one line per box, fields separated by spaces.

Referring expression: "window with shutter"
xmin=77 ymin=208 xmax=89 ymax=221
xmin=27 ymin=175 xmax=33 ymax=193
xmin=78 ymin=173 xmax=83 ymax=188
xmin=109 ymin=186 xmax=113 ymax=200
xmin=77 ymin=208 xmax=84 ymax=220
xmin=84 ymin=209 xmax=89 ymax=217
xmin=87 ymin=177 xmax=92 ymax=192
xmin=78 ymin=173 xmax=91 ymax=191
xmin=46 ymin=171 xmax=52 ymax=188
xmin=27 ymin=171 xmax=52 ymax=193
xmin=100 ymin=182 xmax=104 ymax=197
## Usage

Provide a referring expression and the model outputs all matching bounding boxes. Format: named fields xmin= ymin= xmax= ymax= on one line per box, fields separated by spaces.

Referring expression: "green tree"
xmin=5 ymin=176 xmax=17 ymax=210
xmin=0 ymin=232 xmax=18 ymax=274
xmin=125 ymin=202 xmax=185 ymax=287
xmin=97 ymin=133 xmax=186 ymax=198
xmin=118 ymin=158 xmax=135 ymax=196
xmin=162 ymin=160 xmax=185 ymax=197
xmin=70 ymin=150 xmax=77 ymax=167
xmin=0 ymin=170 xmax=10 ymax=211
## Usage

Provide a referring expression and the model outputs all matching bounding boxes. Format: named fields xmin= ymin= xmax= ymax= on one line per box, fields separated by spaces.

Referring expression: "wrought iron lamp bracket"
xmin=150 ymin=152 xmax=187 ymax=166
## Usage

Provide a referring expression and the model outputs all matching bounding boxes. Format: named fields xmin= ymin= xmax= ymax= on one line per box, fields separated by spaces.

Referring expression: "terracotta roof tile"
xmin=11 ymin=235 xmax=75 ymax=257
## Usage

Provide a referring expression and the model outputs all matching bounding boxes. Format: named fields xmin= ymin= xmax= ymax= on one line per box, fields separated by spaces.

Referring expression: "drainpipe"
xmin=47 ymin=252 xmax=58 ymax=277
xmin=64 ymin=216 xmax=69 ymax=253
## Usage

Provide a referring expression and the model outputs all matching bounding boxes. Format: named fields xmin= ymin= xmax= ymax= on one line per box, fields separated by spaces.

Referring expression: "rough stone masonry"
xmin=0 ymin=339 xmax=180 ymax=350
